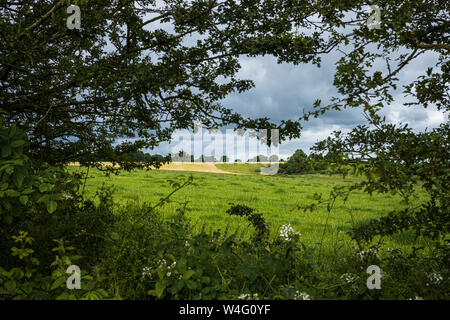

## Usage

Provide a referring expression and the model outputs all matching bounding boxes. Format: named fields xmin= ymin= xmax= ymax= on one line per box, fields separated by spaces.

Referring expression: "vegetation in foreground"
xmin=67 ymin=166 xmax=430 ymax=253
xmin=0 ymin=126 xmax=448 ymax=300
xmin=1 ymin=1 xmax=448 ymax=301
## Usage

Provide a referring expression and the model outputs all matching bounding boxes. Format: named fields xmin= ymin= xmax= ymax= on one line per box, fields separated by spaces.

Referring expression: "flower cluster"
xmin=141 ymin=266 xmax=152 ymax=279
xmin=279 ymin=224 xmax=301 ymax=241
xmin=157 ymin=259 xmax=177 ymax=277
xmin=340 ymin=273 xmax=357 ymax=284
xmin=426 ymin=272 xmax=443 ymax=286
xmin=294 ymin=291 xmax=311 ymax=300
xmin=238 ymin=293 xmax=259 ymax=300
xmin=142 ymin=259 xmax=180 ymax=279
xmin=61 ymin=191 xmax=73 ymax=199
xmin=356 ymin=247 xmax=380 ymax=260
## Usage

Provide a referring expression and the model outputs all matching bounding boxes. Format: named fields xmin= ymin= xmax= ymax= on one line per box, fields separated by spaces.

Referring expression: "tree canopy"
xmin=2 ymin=0 xmax=336 ymax=169
xmin=1 ymin=0 xmax=448 ymax=239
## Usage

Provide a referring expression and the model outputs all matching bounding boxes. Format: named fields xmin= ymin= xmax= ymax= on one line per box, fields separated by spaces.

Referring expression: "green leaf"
xmin=186 ymin=280 xmax=198 ymax=289
xmin=39 ymin=184 xmax=52 ymax=193
xmin=13 ymin=173 xmax=24 ymax=188
xmin=19 ymin=195 xmax=29 ymax=205
xmin=5 ymin=189 xmax=20 ymax=197
xmin=1 ymin=146 xmax=11 ymax=158
xmin=110 ymin=232 xmax=119 ymax=241
xmin=51 ymin=276 xmax=66 ymax=290
xmin=5 ymin=280 xmax=17 ymax=293
xmin=183 ymin=269 xmax=195 ymax=280
xmin=155 ymin=281 xmax=166 ymax=298
xmin=47 ymin=201 xmax=57 ymax=213
xmin=10 ymin=140 xmax=26 ymax=148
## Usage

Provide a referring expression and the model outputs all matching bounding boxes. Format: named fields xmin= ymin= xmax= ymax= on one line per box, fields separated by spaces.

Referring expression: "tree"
xmin=278 ymin=149 xmax=309 ymax=174
xmin=303 ymin=0 xmax=449 ymax=244
xmin=2 ymin=0 xmax=448 ymax=242
xmin=2 ymin=0 xmax=348 ymax=170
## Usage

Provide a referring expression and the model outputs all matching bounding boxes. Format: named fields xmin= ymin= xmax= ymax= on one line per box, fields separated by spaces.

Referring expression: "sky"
xmin=139 ymin=3 xmax=447 ymax=161
xmin=149 ymin=50 xmax=446 ymax=161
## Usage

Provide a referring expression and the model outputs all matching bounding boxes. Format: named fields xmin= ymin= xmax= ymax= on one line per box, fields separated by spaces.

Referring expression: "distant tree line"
xmin=278 ymin=149 xmax=328 ymax=174
xmin=128 ymin=151 xmax=166 ymax=163
xmin=172 ymin=151 xmax=280 ymax=163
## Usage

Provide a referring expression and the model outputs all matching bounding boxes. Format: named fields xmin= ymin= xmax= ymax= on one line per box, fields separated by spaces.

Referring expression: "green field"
xmin=215 ymin=163 xmax=277 ymax=175
xmin=68 ymin=165 xmax=429 ymax=253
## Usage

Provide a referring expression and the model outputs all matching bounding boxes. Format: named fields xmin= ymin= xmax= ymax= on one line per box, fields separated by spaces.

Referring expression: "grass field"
xmin=67 ymin=164 xmax=429 ymax=254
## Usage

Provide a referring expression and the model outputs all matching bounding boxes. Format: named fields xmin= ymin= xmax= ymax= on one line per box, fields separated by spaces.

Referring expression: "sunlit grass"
xmin=67 ymin=166 xmax=430 ymax=254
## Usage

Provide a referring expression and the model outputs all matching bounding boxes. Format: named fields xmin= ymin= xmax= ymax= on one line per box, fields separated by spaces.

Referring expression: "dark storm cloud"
xmin=148 ymin=31 xmax=445 ymax=158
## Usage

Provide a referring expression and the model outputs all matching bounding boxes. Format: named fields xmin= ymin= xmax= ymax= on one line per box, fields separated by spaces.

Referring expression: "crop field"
xmin=67 ymin=164 xmax=429 ymax=254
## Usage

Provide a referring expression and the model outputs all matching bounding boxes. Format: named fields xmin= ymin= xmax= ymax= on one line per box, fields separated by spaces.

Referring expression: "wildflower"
xmin=426 ymin=272 xmax=443 ymax=286
xmin=341 ymin=273 xmax=357 ymax=283
xmin=238 ymin=293 xmax=249 ymax=300
xmin=62 ymin=191 xmax=73 ymax=199
xmin=294 ymin=290 xmax=311 ymax=300
xmin=356 ymin=247 xmax=380 ymax=260
xmin=279 ymin=224 xmax=301 ymax=241
xmin=237 ymin=293 xmax=259 ymax=300
xmin=168 ymin=261 xmax=176 ymax=270
xmin=157 ymin=259 xmax=167 ymax=267
xmin=141 ymin=266 xmax=152 ymax=279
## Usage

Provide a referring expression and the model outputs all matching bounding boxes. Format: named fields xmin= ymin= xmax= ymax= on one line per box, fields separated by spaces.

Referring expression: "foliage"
xmin=1 ymin=1 xmax=449 ymax=301
xmin=226 ymin=204 xmax=269 ymax=243
xmin=0 ymin=123 xmax=116 ymax=299
xmin=1 ymin=0 xmax=318 ymax=169
xmin=0 ymin=231 xmax=110 ymax=300
xmin=300 ymin=1 xmax=449 ymax=252
xmin=278 ymin=149 xmax=334 ymax=174
xmin=127 ymin=151 xmax=169 ymax=167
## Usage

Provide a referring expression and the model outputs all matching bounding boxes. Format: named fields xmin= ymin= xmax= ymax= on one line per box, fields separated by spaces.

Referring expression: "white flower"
xmin=62 ymin=191 xmax=73 ymax=199
xmin=356 ymin=247 xmax=380 ymax=260
xmin=341 ymin=273 xmax=357 ymax=283
xmin=279 ymin=224 xmax=301 ymax=241
xmin=426 ymin=272 xmax=443 ymax=286
xmin=294 ymin=290 xmax=311 ymax=300
xmin=157 ymin=259 xmax=167 ymax=267
xmin=238 ymin=293 xmax=259 ymax=300
xmin=141 ymin=266 xmax=152 ymax=278
xmin=408 ymin=296 xmax=424 ymax=300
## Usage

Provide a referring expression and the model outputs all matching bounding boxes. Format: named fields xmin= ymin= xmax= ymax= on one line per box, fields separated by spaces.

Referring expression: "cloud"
xmin=148 ymin=46 xmax=446 ymax=157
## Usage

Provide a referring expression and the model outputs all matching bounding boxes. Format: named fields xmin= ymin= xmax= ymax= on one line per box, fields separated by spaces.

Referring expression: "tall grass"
xmin=66 ymin=166 xmax=429 ymax=255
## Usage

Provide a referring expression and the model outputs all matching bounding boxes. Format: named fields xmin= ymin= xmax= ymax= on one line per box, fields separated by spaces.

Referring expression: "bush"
xmin=1 ymin=124 xmax=447 ymax=300
xmin=278 ymin=149 xmax=330 ymax=174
